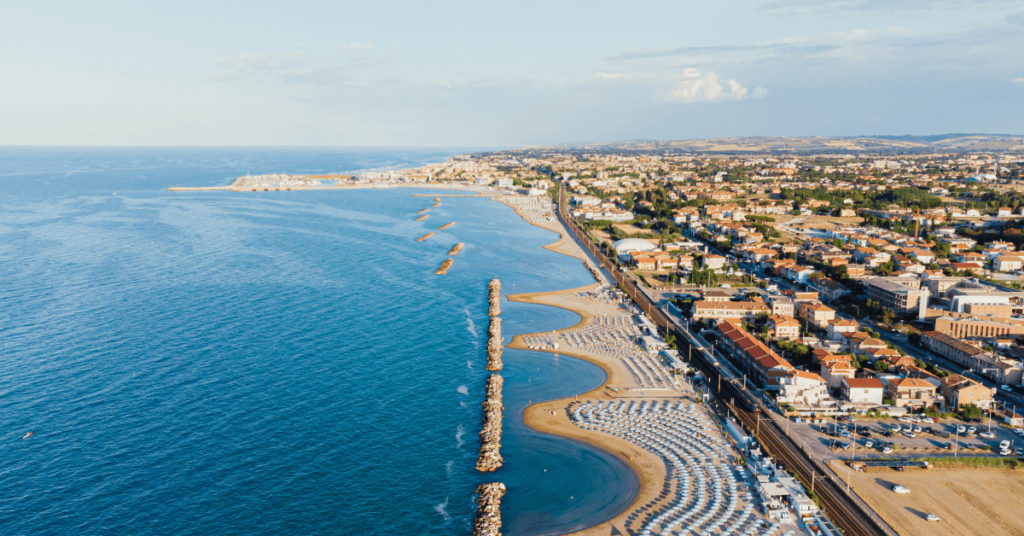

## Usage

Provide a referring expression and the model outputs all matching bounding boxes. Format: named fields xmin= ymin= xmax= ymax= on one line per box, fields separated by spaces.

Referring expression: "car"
xmin=926 ymin=514 xmax=941 ymax=522
xmin=957 ymin=425 xmax=967 ymax=434
xmin=911 ymin=417 xmax=922 ymax=423
xmin=882 ymin=447 xmax=894 ymax=454
xmin=980 ymin=431 xmax=996 ymax=439
xmin=841 ymin=430 xmax=851 ymax=438
xmin=912 ymin=426 xmax=922 ymax=433
xmin=904 ymin=432 xmax=916 ymax=438
xmin=968 ymin=426 xmax=978 ymax=434
xmin=882 ymin=430 xmax=893 ymax=437
xmin=860 ymin=431 xmax=872 ymax=438
xmin=841 ymin=424 xmax=849 ymax=431
xmin=1001 ymin=448 xmax=1012 ymax=456
xmin=1000 ymin=440 xmax=1011 ymax=450
xmin=864 ymin=440 xmax=874 ymax=448
xmin=890 ymin=424 xmax=902 ymax=432
xmin=893 ymin=485 xmax=910 ymax=494
xmin=1001 ymin=385 xmax=1013 ymax=392
xmin=922 ymin=417 xmax=935 ymax=424
xmin=898 ymin=417 xmax=912 ymax=423
xmin=1015 ymin=429 xmax=1024 ymax=437
xmin=902 ymin=425 xmax=912 ymax=432
xmin=942 ymin=442 xmax=952 ymax=450
xmin=1016 ymin=447 xmax=1023 ymax=455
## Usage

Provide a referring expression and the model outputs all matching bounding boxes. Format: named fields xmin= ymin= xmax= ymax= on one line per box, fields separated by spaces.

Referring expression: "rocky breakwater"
xmin=476 ymin=374 xmax=504 ymax=472
xmin=448 ymin=243 xmax=464 ymax=256
xmin=486 ymin=316 xmax=503 ymax=371
xmin=435 ymin=259 xmax=454 ymax=275
xmin=488 ymin=278 xmax=501 ymax=316
xmin=473 ymin=482 xmax=506 ymax=536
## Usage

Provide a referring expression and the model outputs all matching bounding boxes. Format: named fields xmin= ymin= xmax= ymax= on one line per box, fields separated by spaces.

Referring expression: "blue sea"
xmin=0 ymin=148 xmax=637 ymax=535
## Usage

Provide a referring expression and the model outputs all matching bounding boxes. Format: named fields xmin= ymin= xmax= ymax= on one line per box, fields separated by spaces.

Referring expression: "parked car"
xmin=968 ymin=426 xmax=978 ymax=434
xmin=882 ymin=447 xmax=894 ymax=454
xmin=860 ymin=431 xmax=872 ymax=438
xmin=980 ymin=431 xmax=995 ymax=439
xmin=941 ymin=442 xmax=952 ymax=450
xmin=922 ymin=417 xmax=935 ymax=424
xmin=1015 ymin=429 xmax=1024 ymax=437
xmin=841 ymin=430 xmax=851 ymax=438
xmin=892 ymin=485 xmax=910 ymax=494
xmin=864 ymin=440 xmax=874 ymax=448
xmin=890 ymin=424 xmax=902 ymax=432
xmin=1000 ymin=440 xmax=1011 ymax=450
xmin=1000 ymin=448 xmax=1012 ymax=456
xmin=926 ymin=514 xmax=941 ymax=522
xmin=912 ymin=426 xmax=922 ymax=433
xmin=1001 ymin=385 xmax=1013 ymax=392
xmin=957 ymin=425 xmax=967 ymax=434
xmin=904 ymin=432 xmax=916 ymax=438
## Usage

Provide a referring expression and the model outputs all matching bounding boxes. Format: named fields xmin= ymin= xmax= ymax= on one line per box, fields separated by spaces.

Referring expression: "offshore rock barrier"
xmin=431 ymin=202 xmax=441 ymax=208
xmin=473 ymin=482 xmax=506 ymax=536
xmin=488 ymin=279 xmax=501 ymax=316
xmin=584 ymin=260 xmax=601 ymax=282
xmin=439 ymin=221 xmax=456 ymax=230
xmin=476 ymin=374 xmax=504 ymax=472
xmin=435 ymin=259 xmax=454 ymax=275
xmin=417 ymin=232 xmax=436 ymax=242
xmin=434 ymin=197 xmax=440 ymax=202
xmin=417 ymin=208 xmax=430 ymax=214
xmin=448 ymin=243 xmax=464 ymax=256
xmin=486 ymin=317 xmax=503 ymax=371
xmin=416 ymin=214 xmax=429 ymax=221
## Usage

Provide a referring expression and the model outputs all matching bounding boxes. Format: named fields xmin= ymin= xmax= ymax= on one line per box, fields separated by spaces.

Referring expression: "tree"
xmin=874 ymin=360 xmax=889 ymax=372
xmin=961 ymin=403 xmax=983 ymax=420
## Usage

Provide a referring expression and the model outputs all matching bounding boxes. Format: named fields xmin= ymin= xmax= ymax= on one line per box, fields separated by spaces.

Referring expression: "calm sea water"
xmin=0 ymin=148 xmax=637 ymax=535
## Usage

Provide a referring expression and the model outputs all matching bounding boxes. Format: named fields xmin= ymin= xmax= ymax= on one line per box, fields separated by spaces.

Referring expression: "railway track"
xmin=555 ymin=185 xmax=892 ymax=536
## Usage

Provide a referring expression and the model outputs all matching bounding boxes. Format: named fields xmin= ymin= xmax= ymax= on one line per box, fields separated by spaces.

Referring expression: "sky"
xmin=1 ymin=0 xmax=1023 ymax=146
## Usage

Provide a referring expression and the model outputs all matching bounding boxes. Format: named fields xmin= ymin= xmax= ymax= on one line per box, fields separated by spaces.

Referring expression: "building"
xmin=716 ymin=320 xmax=794 ymax=388
xmin=778 ymin=370 xmax=834 ymax=408
xmin=884 ymin=377 xmax=939 ymax=408
xmin=796 ymin=302 xmax=836 ymax=329
xmin=807 ymin=278 xmax=850 ymax=302
xmin=692 ymin=299 xmax=770 ymax=321
xmin=933 ymin=316 xmax=1024 ymax=338
xmin=768 ymin=296 xmax=794 ymax=317
xmin=921 ymin=331 xmax=988 ymax=369
xmin=840 ymin=377 xmax=885 ymax=405
xmin=702 ymin=254 xmax=728 ymax=271
xmin=827 ymin=319 xmax=858 ymax=341
xmin=701 ymin=290 xmax=733 ymax=303
xmin=994 ymin=256 xmax=1024 ymax=272
xmin=940 ymin=374 xmax=995 ymax=410
xmin=864 ymin=277 xmax=924 ymax=314
xmin=767 ymin=315 xmax=800 ymax=340
xmin=822 ymin=361 xmax=857 ymax=390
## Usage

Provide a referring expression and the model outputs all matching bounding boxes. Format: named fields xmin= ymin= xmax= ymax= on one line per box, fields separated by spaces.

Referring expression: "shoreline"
xmin=498 ymin=196 xmax=674 ymax=536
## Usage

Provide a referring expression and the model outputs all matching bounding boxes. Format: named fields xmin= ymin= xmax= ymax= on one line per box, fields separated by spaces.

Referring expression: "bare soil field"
xmin=844 ymin=465 xmax=1024 ymax=536
xmin=795 ymin=216 xmax=864 ymax=229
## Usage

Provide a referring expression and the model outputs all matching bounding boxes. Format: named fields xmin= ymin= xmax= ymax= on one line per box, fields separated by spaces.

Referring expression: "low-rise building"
xmin=796 ymin=302 xmax=835 ymax=329
xmin=840 ymin=377 xmax=885 ymax=405
xmin=940 ymin=374 xmax=995 ymax=410
xmin=884 ymin=377 xmax=939 ymax=408
xmin=822 ymin=361 xmax=857 ymax=391
xmin=767 ymin=315 xmax=800 ymax=340
xmin=827 ymin=319 xmax=858 ymax=341
xmin=702 ymin=254 xmax=728 ymax=271
xmin=692 ymin=299 xmax=770 ymax=321
xmin=778 ymin=370 xmax=833 ymax=408
xmin=864 ymin=277 xmax=924 ymax=314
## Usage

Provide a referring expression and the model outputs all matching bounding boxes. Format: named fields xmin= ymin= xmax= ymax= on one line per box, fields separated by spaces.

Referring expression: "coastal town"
xmin=445 ymin=137 xmax=1024 ymax=536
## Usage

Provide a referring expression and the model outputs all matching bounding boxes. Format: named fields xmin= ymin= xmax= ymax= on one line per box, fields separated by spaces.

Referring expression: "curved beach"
xmin=497 ymin=195 xmax=678 ymax=536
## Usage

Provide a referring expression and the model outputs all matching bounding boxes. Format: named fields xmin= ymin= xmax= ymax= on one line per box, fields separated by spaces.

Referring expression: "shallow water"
xmin=0 ymin=148 xmax=638 ymax=535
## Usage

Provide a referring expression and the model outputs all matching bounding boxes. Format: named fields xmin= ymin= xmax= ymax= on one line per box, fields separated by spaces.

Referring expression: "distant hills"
xmin=518 ymin=134 xmax=1024 ymax=156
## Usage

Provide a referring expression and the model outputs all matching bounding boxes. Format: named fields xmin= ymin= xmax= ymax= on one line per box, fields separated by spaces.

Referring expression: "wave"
xmin=445 ymin=460 xmax=454 ymax=476
xmin=455 ymin=424 xmax=465 ymax=448
xmin=456 ymin=385 xmax=468 ymax=395
xmin=433 ymin=497 xmax=450 ymax=521
xmin=464 ymin=308 xmax=477 ymax=338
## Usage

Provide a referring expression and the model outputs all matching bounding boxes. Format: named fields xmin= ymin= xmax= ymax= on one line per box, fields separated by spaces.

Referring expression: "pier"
xmin=438 ymin=222 xmax=455 ymax=230
xmin=473 ymin=482 xmax=506 ymax=536
xmin=416 ymin=214 xmax=429 ymax=221
xmin=435 ymin=259 xmax=454 ymax=275
xmin=476 ymin=374 xmax=504 ymax=472
xmin=417 ymin=233 xmax=435 ymax=242
xmin=487 ymin=317 xmax=503 ymax=371
xmin=448 ymin=243 xmax=465 ymax=256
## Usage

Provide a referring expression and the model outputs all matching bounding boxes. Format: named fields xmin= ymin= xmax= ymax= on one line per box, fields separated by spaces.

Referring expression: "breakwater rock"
xmin=476 ymin=374 xmax=504 ymax=472
xmin=435 ymin=259 xmax=454 ymax=275
xmin=488 ymin=279 xmax=501 ymax=317
xmin=583 ymin=261 xmax=601 ymax=282
xmin=473 ymin=482 xmax=506 ymax=536
xmin=417 ymin=232 xmax=435 ymax=242
xmin=431 ymin=202 xmax=441 ymax=208
xmin=448 ymin=243 xmax=464 ymax=256
xmin=416 ymin=214 xmax=429 ymax=221
xmin=439 ymin=221 xmax=456 ymax=230
xmin=486 ymin=316 xmax=503 ymax=371
xmin=417 ymin=208 xmax=430 ymax=214
xmin=434 ymin=197 xmax=440 ymax=202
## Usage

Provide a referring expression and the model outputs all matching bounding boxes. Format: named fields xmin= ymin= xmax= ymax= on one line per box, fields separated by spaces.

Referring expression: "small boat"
xmin=22 ymin=431 xmax=33 ymax=439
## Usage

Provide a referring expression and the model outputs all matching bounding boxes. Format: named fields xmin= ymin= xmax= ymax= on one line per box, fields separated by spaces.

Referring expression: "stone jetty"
xmin=435 ymin=259 xmax=454 ymax=275
xmin=488 ymin=279 xmax=501 ymax=316
xmin=431 ymin=202 xmax=441 ymax=208
xmin=416 ymin=214 xmax=429 ymax=221
xmin=439 ymin=221 xmax=456 ymax=230
xmin=486 ymin=316 xmax=503 ymax=371
xmin=417 ymin=208 xmax=430 ymax=214
xmin=476 ymin=374 xmax=504 ymax=472
xmin=417 ymin=232 xmax=436 ymax=242
xmin=434 ymin=197 xmax=440 ymax=202
xmin=448 ymin=243 xmax=465 ymax=256
xmin=473 ymin=482 xmax=506 ymax=536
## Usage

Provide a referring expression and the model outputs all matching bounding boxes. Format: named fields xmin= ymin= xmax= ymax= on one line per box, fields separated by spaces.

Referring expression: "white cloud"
xmin=668 ymin=70 xmax=766 ymax=103
xmin=594 ymin=72 xmax=624 ymax=79
xmin=213 ymin=51 xmax=308 ymax=80
xmin=334 ymin=42 xmax=375 ymax=50
xmin=1015 ymin=77 xmax=1024 ymax=83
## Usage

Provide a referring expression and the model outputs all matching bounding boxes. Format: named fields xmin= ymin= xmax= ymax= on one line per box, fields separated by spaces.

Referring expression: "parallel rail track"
xmin=555 ymin=185 xmax=892 ymax=536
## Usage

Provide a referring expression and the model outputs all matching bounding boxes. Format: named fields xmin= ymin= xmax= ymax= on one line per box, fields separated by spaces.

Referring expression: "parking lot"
xmin=782 ymin=413 xmax=1024 ymax=460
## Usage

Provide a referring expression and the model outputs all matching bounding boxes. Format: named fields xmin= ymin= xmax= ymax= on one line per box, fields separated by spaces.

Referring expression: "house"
xmin=701 ymin=290 xmax=733 ymax=303
xmin=840 ymin=377 xmax=885 ymax=405
xmin=994 ymin=256 xmax=1024 ymax=272
xmin=1005 ymin=413 xmax=1024 ymax=427
xmin=884 ymin=377 xmax=939 ymax=408
xmin=767 ymin=315 xmax=801 ymax=341
xmin=796 ymin=302 xmax=835 ymax=329
xmin=807 ymin=278 xmax=850 ymax=302
xmin=692 ymin=299 xmax=770 ymax=321
xmin=702 ymin=254 xmax=728 ymax=271
xmin=822 ymin=361 xmax=857 ymax=390
xmin=632 ymin=254 xmax=657 ymax=270
xmin=827 ymin=319 xmax=858 ymax=341
xmin=940 ymin=374 xmax=995 ymax=410
xmin=777 ymin=370 xmax=834 ymax=408
xmin=748 ymin=248 xmax=778 ymax=263
xmin=852 ymin=337 xmax=887 ymax=357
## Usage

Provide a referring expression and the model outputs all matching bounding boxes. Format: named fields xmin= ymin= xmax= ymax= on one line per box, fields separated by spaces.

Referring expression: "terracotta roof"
xmin=844 ymin=378 xmax=883 ymax=389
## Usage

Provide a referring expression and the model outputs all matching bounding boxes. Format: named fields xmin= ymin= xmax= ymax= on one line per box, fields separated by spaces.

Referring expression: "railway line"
xmin=555 ymin=185 xmax=893 ymax=536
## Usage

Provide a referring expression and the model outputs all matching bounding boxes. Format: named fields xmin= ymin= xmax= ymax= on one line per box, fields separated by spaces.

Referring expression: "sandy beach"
xmin=499 ymin=195 xmax=700 ymax=536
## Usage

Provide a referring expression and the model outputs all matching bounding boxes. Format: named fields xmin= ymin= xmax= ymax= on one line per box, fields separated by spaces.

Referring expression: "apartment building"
xmin=940 ymin=374 xmax=995 ymax=410
xmin=864 ymin=277 xmax=924 ymax=314
xmin=796 ymin=302 xmax=836 ymax=329
xmin=692 ymin=299 xmax=770 ymax=321
xmin=767 ymin=315 xmax=800 ymax=341
xmin=840 ymin=377 xmax=885 ymax=405
xmin=933 ymin=316 xmax=1024 ymax=338
xmin=884 ymin=377 xmax=939 ymax=408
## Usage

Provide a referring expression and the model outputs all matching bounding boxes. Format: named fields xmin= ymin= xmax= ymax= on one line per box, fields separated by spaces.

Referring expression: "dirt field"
xmin=795 ymin=215 xmax=864 ymax=229
xmin=844 ymin=464 xmax=1024 ymax=535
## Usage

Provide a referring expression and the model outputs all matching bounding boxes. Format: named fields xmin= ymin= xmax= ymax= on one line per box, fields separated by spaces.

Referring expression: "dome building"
xmin=612 ymin=238 xmax=657 ymax=260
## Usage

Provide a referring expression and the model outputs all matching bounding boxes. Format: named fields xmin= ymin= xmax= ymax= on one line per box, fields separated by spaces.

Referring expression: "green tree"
xmin=961 ymin=403 xmax=983 ymax=420
xmin=874 ymin=360 xmax=889 ymax=372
